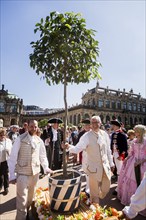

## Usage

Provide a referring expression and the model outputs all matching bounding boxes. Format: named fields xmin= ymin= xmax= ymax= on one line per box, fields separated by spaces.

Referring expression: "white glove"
xmin=45 ymin=168 xmax=54 ymax=174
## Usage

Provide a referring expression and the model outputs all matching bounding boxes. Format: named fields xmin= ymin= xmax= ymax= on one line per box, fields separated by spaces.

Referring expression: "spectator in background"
xmin=71 ymin=126 xmax=79 ymax=165
xmin=19 ymin=122 xmax=28 ymax=135
xmin=36 ymin=128 xmax=45 ymax=178
xmin=105 ymin=121 xmax=111 ymax=130
xmin=127 ymin=129 xmax=135 ymax=154
xmin=8 ymin=125 xmax=19 ymax=144
xmin=120 ymin=122 xmax=127 ymax=134
xmin=41 ymin=123 xmax=52 ymax=143
xmin=0 ymin=127 xmax=12 ymax=195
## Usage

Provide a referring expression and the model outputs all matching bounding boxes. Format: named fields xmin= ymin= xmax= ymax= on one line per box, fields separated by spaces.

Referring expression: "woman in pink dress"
xmin=117 ymin=124 xmax=146 ymax=207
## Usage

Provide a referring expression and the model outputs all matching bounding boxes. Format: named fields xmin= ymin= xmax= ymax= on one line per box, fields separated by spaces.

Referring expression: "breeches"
xmin=0 ymin=161 xmax=9 ymax=189
xmin=114 ymin=157 xmax=123 ymax=175
xmin=89 ymin=171 xmax=111 ymax=203
xmin=16 ymin=173 xmax=39 ymax=220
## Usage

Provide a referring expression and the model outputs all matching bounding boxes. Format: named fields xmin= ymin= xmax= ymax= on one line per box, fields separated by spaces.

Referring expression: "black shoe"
xmin=111 ymin=175 xmax=117 ymax=180
xmin=85 ymin=192 xmax=90 ymax=198
xmin=3 ymin=188 xmax=9 ymax=195
xmin=39 ymin=174 xmax=45 ymax=179
xmin=112 ymin=190 xmax=117 ymax=196
xmin=26 ymin=211 xmax=30 ymax=220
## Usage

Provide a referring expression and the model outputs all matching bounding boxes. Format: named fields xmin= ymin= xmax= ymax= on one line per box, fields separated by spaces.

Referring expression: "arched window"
xmin=134 ymin=117 xmax=138 ymax=125
xmin=84 ymin=113 xmax=90 ymax=119
xmin=98 ymin=99 xmax=103 ymax=107
xmin=128 ymin=102 xmax=132 ymax=111
xmin=73 ymin=115 xmax=76 ymax=125
xmin=139 ymin=118 xmax=142 ymax=123
xmin=92 ymin=98 xmax=95 ymax=106
xmin=70 ymin=115 xmax=72 ymax=124
xmin=77 ymin=114 xmax=81 ymax=124
xmin=117 ymin=101 xmax=121 ymax=109
xmin=133 ymin=103 xmax=137 ymax=111
xmin=123 ymin=102 xmax=127 ymax=110
xmin=11 ymin=119 xmax=16 ymax=125
xmin=112 ymin=115 xmax=116 ymax=120
xmin=118 ymin=116 xmax=121 ymax=122
xmin=0 ymin=102 xmax=5 ymax=112
xmin=105 ymin=100 xmax=110 ymax=108
xmin=111 ymin=101 xmax=116 ymax=109
xmin=100 ymin=115 xmax=104 ymax=123
xmin=130 ymin=117 xmax=133 ymax=126
xmin=125 ymin=117 xmax=128 ymax=125
xmin=106 ymin=115 xmax=110 ymax=122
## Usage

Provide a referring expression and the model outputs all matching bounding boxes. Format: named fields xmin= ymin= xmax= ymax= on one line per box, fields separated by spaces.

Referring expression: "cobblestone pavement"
xmin=0 ymin=167 xmax=145 ymax=220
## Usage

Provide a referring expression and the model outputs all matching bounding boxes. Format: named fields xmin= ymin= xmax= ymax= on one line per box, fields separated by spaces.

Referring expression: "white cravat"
xmin=28 ymin=134 xmax=38 ymax=149
xmin=52 ymin=128 xmax=58 ymax=142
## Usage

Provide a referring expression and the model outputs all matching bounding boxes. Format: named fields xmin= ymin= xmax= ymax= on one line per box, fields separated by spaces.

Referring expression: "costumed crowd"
xmin=0 ymin=117 xmax=146 ymax=220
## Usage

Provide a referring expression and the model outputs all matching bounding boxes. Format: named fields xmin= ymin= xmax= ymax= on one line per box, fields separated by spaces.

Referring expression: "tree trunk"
xmin=63 ymin=73 xmax=68 ymax=178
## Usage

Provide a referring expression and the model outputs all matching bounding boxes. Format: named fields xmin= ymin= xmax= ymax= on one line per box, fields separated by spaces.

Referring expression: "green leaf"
xmin=65 ymin=23 xmax=71 ymax=29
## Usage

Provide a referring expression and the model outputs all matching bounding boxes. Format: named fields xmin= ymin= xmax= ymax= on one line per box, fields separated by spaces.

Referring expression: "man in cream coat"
xmin=8 ymin=120 xmax=52 ymax=220
xmin=65 ymin=116 xmax=114 ymax=204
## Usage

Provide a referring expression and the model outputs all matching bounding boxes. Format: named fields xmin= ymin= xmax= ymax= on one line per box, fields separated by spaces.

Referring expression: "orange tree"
xmin=30 ymin=11 xmax=101 ymax=177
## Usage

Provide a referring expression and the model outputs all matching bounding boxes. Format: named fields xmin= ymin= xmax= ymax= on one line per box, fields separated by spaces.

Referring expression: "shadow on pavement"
xmin=0 ymin=197 xmax=16 ymax=214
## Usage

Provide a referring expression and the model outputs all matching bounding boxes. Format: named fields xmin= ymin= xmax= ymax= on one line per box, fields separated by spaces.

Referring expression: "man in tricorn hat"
xmin=77 ymin=118 xmax=91 ymax=165
xmin=46 ymin=118 xmax=63 ymax=170
xmin=110 ymin=119 xmax=128 ymax=195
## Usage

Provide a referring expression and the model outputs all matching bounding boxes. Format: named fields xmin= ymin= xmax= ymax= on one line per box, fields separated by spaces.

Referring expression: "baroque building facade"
xmin=0 ymin=85 xmax=23 ymax=127
xmin=0 ymin=83 xmax=146 ymax=128
xmin=21 ymin=82 xmax=146 ymax=129
xmin=80 ymin=82 xmax=146 ymax=127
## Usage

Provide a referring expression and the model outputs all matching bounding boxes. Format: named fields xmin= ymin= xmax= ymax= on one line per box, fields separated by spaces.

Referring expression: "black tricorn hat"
xmin=110 ymin=119 xmax=121 ymax=127
xmin=48 ymin=118 xmax=63 ymax=124
xmin=81 ymin=118 xmax=90 ymax=124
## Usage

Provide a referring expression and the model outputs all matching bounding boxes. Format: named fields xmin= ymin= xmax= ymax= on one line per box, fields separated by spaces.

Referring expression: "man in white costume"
xmin=64 ymin=116 xmax=114 ymax=204
xmin=122 ymin=172 xmax=146 ymax=219
xmin=8 ymin=120 xmax=52 ymax=220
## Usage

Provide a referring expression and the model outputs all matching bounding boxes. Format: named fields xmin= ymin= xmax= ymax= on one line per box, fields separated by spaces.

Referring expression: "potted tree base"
xmin=48 ymin=169 xmax=82 ymax=213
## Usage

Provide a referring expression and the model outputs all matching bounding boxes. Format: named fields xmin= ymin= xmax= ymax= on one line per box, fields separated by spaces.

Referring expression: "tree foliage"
xmin=38 ymin=119 xmax=48 ymax=128
xmin=30 ymin=11 xmax=101 ymax=176
xmin=30 ymin=11 xmax=101 ymax=85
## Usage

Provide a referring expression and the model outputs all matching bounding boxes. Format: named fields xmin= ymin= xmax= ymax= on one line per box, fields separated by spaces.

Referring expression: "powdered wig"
xmin=91 ymin=116 xmax=102 ymax=123
xmin=0 ymin=127 xmax=7 ymax=136
xmin=127 ymin=129 xmax=135 ymax=136
xmin=134 ymin=124 xmax=146 ymax=142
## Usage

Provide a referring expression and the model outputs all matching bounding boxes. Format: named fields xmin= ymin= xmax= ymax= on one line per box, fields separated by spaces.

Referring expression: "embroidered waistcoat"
xmin=15 ymin=133 xmax=41 ymax=176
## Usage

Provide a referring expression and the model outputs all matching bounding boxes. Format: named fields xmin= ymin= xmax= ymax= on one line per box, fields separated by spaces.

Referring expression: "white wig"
xmin=91 ymin=116 xmax=102 ymax=123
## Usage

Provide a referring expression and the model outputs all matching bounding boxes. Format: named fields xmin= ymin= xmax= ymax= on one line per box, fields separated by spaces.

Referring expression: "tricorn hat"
xmin=48 ymin=118 xmax=63 ymax=124
xmin=10 ymin=125 xmax=19 ymax=129
xmin=81 ymin=118 xmax=90 ymax=124
xmin=110 ymin=119 xmax=121 ymax=127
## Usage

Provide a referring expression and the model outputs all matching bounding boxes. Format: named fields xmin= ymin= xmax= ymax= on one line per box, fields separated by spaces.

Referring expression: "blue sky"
xmin=1 ymin=0 xmax=145 ymax=109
